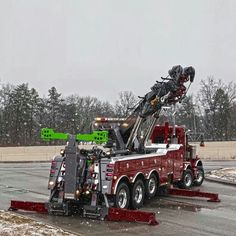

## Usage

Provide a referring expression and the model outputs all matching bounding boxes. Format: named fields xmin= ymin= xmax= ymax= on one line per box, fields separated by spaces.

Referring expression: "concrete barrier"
xmin=193 ymin=141 xmax=236 ymax=160
xmin=0 ymin=146 xmax=64 ymax=162
xmin=0 ymin=142 xmax=236 ymax=162
xmin=0 ymin=144 xmax=97 ymax=162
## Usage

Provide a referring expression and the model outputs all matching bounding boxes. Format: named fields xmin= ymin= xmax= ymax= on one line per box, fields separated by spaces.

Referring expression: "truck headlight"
xmin=49 ymin=181 xmax=54 ymax=186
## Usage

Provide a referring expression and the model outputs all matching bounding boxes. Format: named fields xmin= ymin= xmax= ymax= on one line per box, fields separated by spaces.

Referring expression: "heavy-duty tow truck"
xmin=9 ymin=65 xmax=220 ymax=225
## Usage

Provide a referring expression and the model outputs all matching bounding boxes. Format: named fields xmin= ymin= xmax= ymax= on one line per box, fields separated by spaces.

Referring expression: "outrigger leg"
xmin=167 ymin=188 xmax=221 ymax=202
xmin=9 ymin=200 xmax=158 ymax=226
xmin=9 ymin=200 xmax=48 ymax=213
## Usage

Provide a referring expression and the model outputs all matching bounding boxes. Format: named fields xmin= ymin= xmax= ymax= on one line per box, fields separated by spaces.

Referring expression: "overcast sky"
xmin=0 ymin=0 xmax=236 ymax=103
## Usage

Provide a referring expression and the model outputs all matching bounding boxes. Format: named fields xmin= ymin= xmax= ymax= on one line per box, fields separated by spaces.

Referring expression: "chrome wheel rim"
xmin=134 ymin=185 xmax=143 ymax=204
xmin=148 ymin=178 xmax=156 ymax=194
xmin=118 ymin=189 xmax=127 ymax=208
xmin=184 ymin=173 xmax=192 ymax=187
xmin=196 ymin=170 xmax=203 ymax=183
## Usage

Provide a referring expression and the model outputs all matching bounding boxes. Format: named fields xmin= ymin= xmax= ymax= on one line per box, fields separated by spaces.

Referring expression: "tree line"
xmin=0 ymin=84 xmax=137 ymax=146
xmin=175 ymin=77 xmax=236 ymax=141
xmin=0 ymin=76 xmax=235 ymax=146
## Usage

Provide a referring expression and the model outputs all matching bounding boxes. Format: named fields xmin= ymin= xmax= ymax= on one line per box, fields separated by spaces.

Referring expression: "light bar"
xmin=94 ymin=117 xmax=126 ymax=122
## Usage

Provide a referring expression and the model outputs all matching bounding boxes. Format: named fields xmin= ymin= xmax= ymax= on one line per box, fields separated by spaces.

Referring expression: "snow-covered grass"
xmin=0 ymin=210 xmax=76 ymax=236
xmin=207 ymin=168 xmax=236 ymax=183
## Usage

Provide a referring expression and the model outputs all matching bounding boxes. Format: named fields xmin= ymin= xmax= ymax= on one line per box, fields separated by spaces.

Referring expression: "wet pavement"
xmin=0 ymin=161 xmax=236 ymax=235
xmin=203 ymin=160 xmax=236 ymax=172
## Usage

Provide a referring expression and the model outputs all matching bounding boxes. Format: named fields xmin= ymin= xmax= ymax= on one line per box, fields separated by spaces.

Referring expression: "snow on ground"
xmin=0 ymin=210 xmax=76 ymax=236
xmin=207 ymin=168 xmax=236 ymax=183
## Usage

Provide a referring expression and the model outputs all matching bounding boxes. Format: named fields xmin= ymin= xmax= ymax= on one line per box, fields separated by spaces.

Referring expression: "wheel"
xmin=115 ymin=182 xmax=130 ymax=209
xmin=178 ymin=169 xmax=193 ymax=189
xmin=131 ymin=179 xmax=145 ymax=209
xmin=194 ymin=166 xmax=205 ymax=186
xmin=145 ymin=173 xmax=158 ymax=199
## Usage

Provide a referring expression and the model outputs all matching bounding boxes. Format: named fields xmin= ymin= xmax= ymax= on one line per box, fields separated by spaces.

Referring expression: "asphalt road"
xmin=203 ymin=160 xmax=236 ymax=171
xmin=0 ymin=161 xmax=236 ymax=236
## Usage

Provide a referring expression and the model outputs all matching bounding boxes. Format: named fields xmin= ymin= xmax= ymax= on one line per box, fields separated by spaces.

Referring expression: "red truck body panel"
xmin=107 ymin=124 xmax=191 ymax=195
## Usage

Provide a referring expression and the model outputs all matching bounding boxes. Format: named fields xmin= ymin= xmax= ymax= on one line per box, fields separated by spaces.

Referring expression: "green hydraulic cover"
xmin=41 ymin=128 xmax=108 ymax=144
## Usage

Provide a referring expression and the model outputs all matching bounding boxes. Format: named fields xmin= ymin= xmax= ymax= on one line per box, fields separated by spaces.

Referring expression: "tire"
xmin=131 ymin=179 xmax=145 ymax=209
xmin=115 ymin=182 xmax=130 ymax=209
xmin=145 ymin=173 xmax=158 ymax=199
xmin=178 ymin=169 xmax=193 ymax=189
xmin=194 ymin=166 xmax=205 ymax=186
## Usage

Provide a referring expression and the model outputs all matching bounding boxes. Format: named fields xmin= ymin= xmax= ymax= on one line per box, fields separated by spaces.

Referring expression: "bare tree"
xmin=115 ymin=91 xmax=138 ymax=117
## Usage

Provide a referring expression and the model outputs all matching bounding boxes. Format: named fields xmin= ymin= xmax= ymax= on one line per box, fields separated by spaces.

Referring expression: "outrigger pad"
xmin=167 ymin=188 xmax=221 ymax=202
xmin=8 ymin=200 xmax=159 ymax=226
xmin=9 ymin=200 xmax=48 ymax=213
xmin=106 ymin=208 xmax=159 ymax=226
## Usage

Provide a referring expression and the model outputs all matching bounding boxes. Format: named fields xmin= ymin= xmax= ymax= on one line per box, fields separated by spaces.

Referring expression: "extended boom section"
xmin=95 ymin=65 xmax=195 ymax=152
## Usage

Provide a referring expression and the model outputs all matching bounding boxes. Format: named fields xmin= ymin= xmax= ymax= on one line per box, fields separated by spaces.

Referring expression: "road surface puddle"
xmin=0 ymin=184 xmax=29 ymax=194
xmin=145 ymin=198 xmax=207 ymax=213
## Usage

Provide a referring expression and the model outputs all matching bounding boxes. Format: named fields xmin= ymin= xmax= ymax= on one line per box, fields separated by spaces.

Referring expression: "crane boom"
xmin=95 ymin=65 xmax=195 ymax=152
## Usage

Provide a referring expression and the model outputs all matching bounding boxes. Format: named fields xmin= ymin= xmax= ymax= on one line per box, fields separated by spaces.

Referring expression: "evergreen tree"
xmin=46 ymin=87 xmax=64 ymax=129
xmin=199 ymin=77 xmax=236 ymax=140
xmin=212 ymin=88 xmax=230 ymax=140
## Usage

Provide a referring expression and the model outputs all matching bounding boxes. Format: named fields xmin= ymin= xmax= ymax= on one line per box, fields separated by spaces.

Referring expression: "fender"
xmin=147 ymin=169 xmax=159 ymax=179
xmin=184 ymin=163 xmax=192 ymax=170
xmin=190 ymin=159 xmax=203 ymax=168
xmin=131 ymin=172 xmax=145 ymax=183
xmin=113 ymin=175 xmax=129 ymax=194
xmin=195 ymin=159 xmax=203 ymax=167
